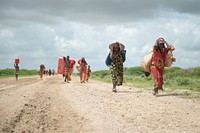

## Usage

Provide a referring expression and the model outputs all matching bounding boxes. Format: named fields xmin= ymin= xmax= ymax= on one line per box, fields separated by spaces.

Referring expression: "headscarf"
xmin=109 ymin=42 xmax=125 ymax=58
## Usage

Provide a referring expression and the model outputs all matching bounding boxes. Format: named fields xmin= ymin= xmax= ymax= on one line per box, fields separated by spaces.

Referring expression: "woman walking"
xmin=79 ymin=57 xmax=87 ymax=83
xmin=106 ymin=42 xmax=126 ymax=92
xmin=151 ymin=37 xmax=172 ymax=96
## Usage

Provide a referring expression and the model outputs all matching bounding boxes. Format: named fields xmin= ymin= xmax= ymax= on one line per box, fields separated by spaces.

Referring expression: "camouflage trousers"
xmin=110 ymin=62 xmax=123 ymax=86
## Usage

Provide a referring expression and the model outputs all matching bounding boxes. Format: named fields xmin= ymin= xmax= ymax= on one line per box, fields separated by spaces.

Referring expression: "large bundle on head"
xmin=109 ymin=42 xmax=125 ymax=51
xmin=76 ymin=59 xmax=81 ymax=72
xmin=141 ymin=48 xmax=153 ymax=74
xmin=15 ymin=58 xmax=20 ymax=64
xmin=105 ymin=42 xmax=126 ymax=66
xmin=69 ymin=59 xmax=76 ymax=75
xmin=76 ymin=64 xmax=81 ymax=73
xmin=57 ymin=57 xmax=65 ymax=74
xmin=69 ymin=59 xmax=76 ymax=68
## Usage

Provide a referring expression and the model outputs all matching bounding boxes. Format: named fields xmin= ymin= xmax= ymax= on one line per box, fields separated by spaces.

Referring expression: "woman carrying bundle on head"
xmin=78 ymin=57 xmax=87 ymax=83
xmin=151 ymin=37 xmax=175 ymax=96
xmin=105 ymin=42 xmax=126 ymax=93
xmin=63 ymin=56 xmax=71 ymax=83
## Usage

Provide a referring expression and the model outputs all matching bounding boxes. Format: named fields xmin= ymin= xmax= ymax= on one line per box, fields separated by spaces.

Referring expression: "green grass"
xmin=1 ymin=67 xmax=200 ymax=99
xmin=0 ymin=68 xmax=38 ymax=78
xmin=91 ymin=66 xmax=200 ymax=99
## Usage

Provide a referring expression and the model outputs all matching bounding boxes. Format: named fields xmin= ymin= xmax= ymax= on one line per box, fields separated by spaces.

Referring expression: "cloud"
xmin=1 ymin=0 xmax=200 ymax=28
xmin=0 ymin=0 xmax=200 ymax=71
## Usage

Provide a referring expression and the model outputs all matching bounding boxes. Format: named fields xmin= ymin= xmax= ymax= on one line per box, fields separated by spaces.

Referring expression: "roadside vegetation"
xmin=1 ymin=67 xmax=200 ymax=99
xmin=0 ymin=68 xmax=38 ymax=78
xmin=91 ymin=66 xmax=200 ymax=99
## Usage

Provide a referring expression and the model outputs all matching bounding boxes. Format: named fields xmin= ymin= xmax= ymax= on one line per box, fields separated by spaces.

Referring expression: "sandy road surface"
xmin=0 ymin=75 xmax=200 ymax=133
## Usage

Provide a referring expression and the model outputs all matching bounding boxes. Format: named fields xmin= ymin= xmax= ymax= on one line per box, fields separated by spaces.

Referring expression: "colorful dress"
xmin=40 ymin=64 xmax=45 ymax=78
xmin=79 ymin=59 xmax=87 ymax=83
xmin=64 ymin=59 xmax=71 ymax=81
xmin=86 ymin=67 xmax=92 ymax=81
xmin=110 ymin=51 xmax=124 ymax=86
xmin=14 ymin=64 xmax=20 ymax=80
xmin=151 ymin=48 xmax=169 ymax=91
xmin=107 ymin=42 xmax=126 ymax=92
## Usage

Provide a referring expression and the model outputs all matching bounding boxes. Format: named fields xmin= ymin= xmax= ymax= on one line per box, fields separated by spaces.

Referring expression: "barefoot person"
xmin=86 ymin=65 xmax=92 ymax=82
xmin=78 ymin=57 xmax=87 ymax=83
xmin=69 ymin=59 xmax=76 ymax=80
xmin=106 ymin=42 xmax=126 ymax=92
xmin=40 ymin=64 xmax=45 ymax=79
xmin=151 ymin=37 xmax=172 ymax=96
xmin=14 ymin=63 xmax=20 ymax=81
xmin=63 ymin=56 xmax=71 ymax=83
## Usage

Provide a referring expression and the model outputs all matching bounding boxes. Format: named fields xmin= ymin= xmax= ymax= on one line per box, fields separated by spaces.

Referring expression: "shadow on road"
xmin=116 ymin=90 xmax=143 ymax=93
xmin=157 ymin=93 xmax=181 ymax=97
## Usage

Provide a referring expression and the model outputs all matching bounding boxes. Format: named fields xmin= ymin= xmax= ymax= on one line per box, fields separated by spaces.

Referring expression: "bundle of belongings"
xmin=141 ymin=44 xmax=176 ymax=77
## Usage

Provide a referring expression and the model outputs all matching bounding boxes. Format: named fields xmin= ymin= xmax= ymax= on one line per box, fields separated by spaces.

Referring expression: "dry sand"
xmin=0 ymin=75 xmax=200 ymax=133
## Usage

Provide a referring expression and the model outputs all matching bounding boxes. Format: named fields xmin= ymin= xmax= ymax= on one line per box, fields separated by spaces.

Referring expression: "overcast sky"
xmin=0 ymin=0 xmax=200 ymax=71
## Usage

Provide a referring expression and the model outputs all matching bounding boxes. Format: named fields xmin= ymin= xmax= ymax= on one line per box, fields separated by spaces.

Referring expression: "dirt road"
xmin=0 ymin=75 xmax=200 ymax=133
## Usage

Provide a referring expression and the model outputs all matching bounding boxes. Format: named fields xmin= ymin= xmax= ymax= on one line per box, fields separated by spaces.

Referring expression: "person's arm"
xmin=163 ymin=39 xmax=171 ymax=50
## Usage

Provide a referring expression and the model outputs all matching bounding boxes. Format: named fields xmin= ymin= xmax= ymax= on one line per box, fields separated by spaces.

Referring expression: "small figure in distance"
xmin=86 ymin=65 xmax=92 ymax=82
xmin=63 ymin=56 xmax=71 ymax=83
xmin=14 ymin=63 xmax=20 ymax=81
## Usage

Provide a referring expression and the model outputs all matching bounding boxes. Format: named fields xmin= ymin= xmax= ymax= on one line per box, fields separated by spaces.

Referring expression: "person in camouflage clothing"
xmin=108 ymin=42 xmax=125 ymax=92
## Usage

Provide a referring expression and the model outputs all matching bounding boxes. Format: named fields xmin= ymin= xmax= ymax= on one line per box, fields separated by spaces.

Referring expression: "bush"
xmin=0 ymin=69 xmax=38 ymax=77
xmin=175 ymin=78 xmax=192 ymax=86
xmin=191 ymin=67 xmax=200 ymax=77
xmin=92 ymin=70 xmax=110 ymax=79
xmin=91 ymin=66 xmax=200 ymax=92
xmin=125 ymin=67 xmax=144 ymax=76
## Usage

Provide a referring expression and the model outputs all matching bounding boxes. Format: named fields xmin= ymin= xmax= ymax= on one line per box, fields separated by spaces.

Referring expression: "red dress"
xmin=151 ymin=48 xmax=168 ymax=90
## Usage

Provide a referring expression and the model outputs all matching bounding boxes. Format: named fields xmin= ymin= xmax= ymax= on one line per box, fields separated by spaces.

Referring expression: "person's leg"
xmin=66 ymin=68 xmax=70 ymax=82
xmin=80 ymin=71 xmax=83 ymax=83
xmin=15 ymin=74 xmax=18 ymax=81
xmin=118 ymin=63 xmax=124 ymax=86
xmin=158 ymin=69 xmax=164 ymax=90
xmin=40 ymin=71 xmax=43 ymax=78
xmin=64 ymin=69 xmax=67 ymax=82
xmin=64 ymin=76 xmax=66 ymax=82
xmin=83 ymin=70 xmax=86 ymax=82
xmin=151 ymin=67 xmax=159 ymax=95
xmin=110 ymin=63 xmax=117 ymax=92
xmin=112 ymin=82 xmax=117 ymax=92
xmin=153 ymin=81 xmax=158 ymax=95
xmin=87 ymin=74 xmax=90 ymax=82
xmin=112 ymin=72 xmax=117 ymax=92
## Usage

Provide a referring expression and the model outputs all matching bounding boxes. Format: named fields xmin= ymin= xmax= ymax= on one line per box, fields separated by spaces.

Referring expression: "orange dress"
xmin=40 ymin=65 xmax=45 ymax=78
xmin=78 ymin=59 xmax=87 ymax=83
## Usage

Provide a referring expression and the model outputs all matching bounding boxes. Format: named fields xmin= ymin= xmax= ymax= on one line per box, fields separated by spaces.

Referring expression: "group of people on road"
xmin=106 ymin=37 xmax=175 ymax=96
xmin=44 ymin=69 xmax=55 ymax=76
xmin=14 ymin=37 xmax=175 ymax=96
xmin=35 ymin=64 xmax=55 ymax=79
xmin=62 ymin=56 xmax=92 ymax=83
